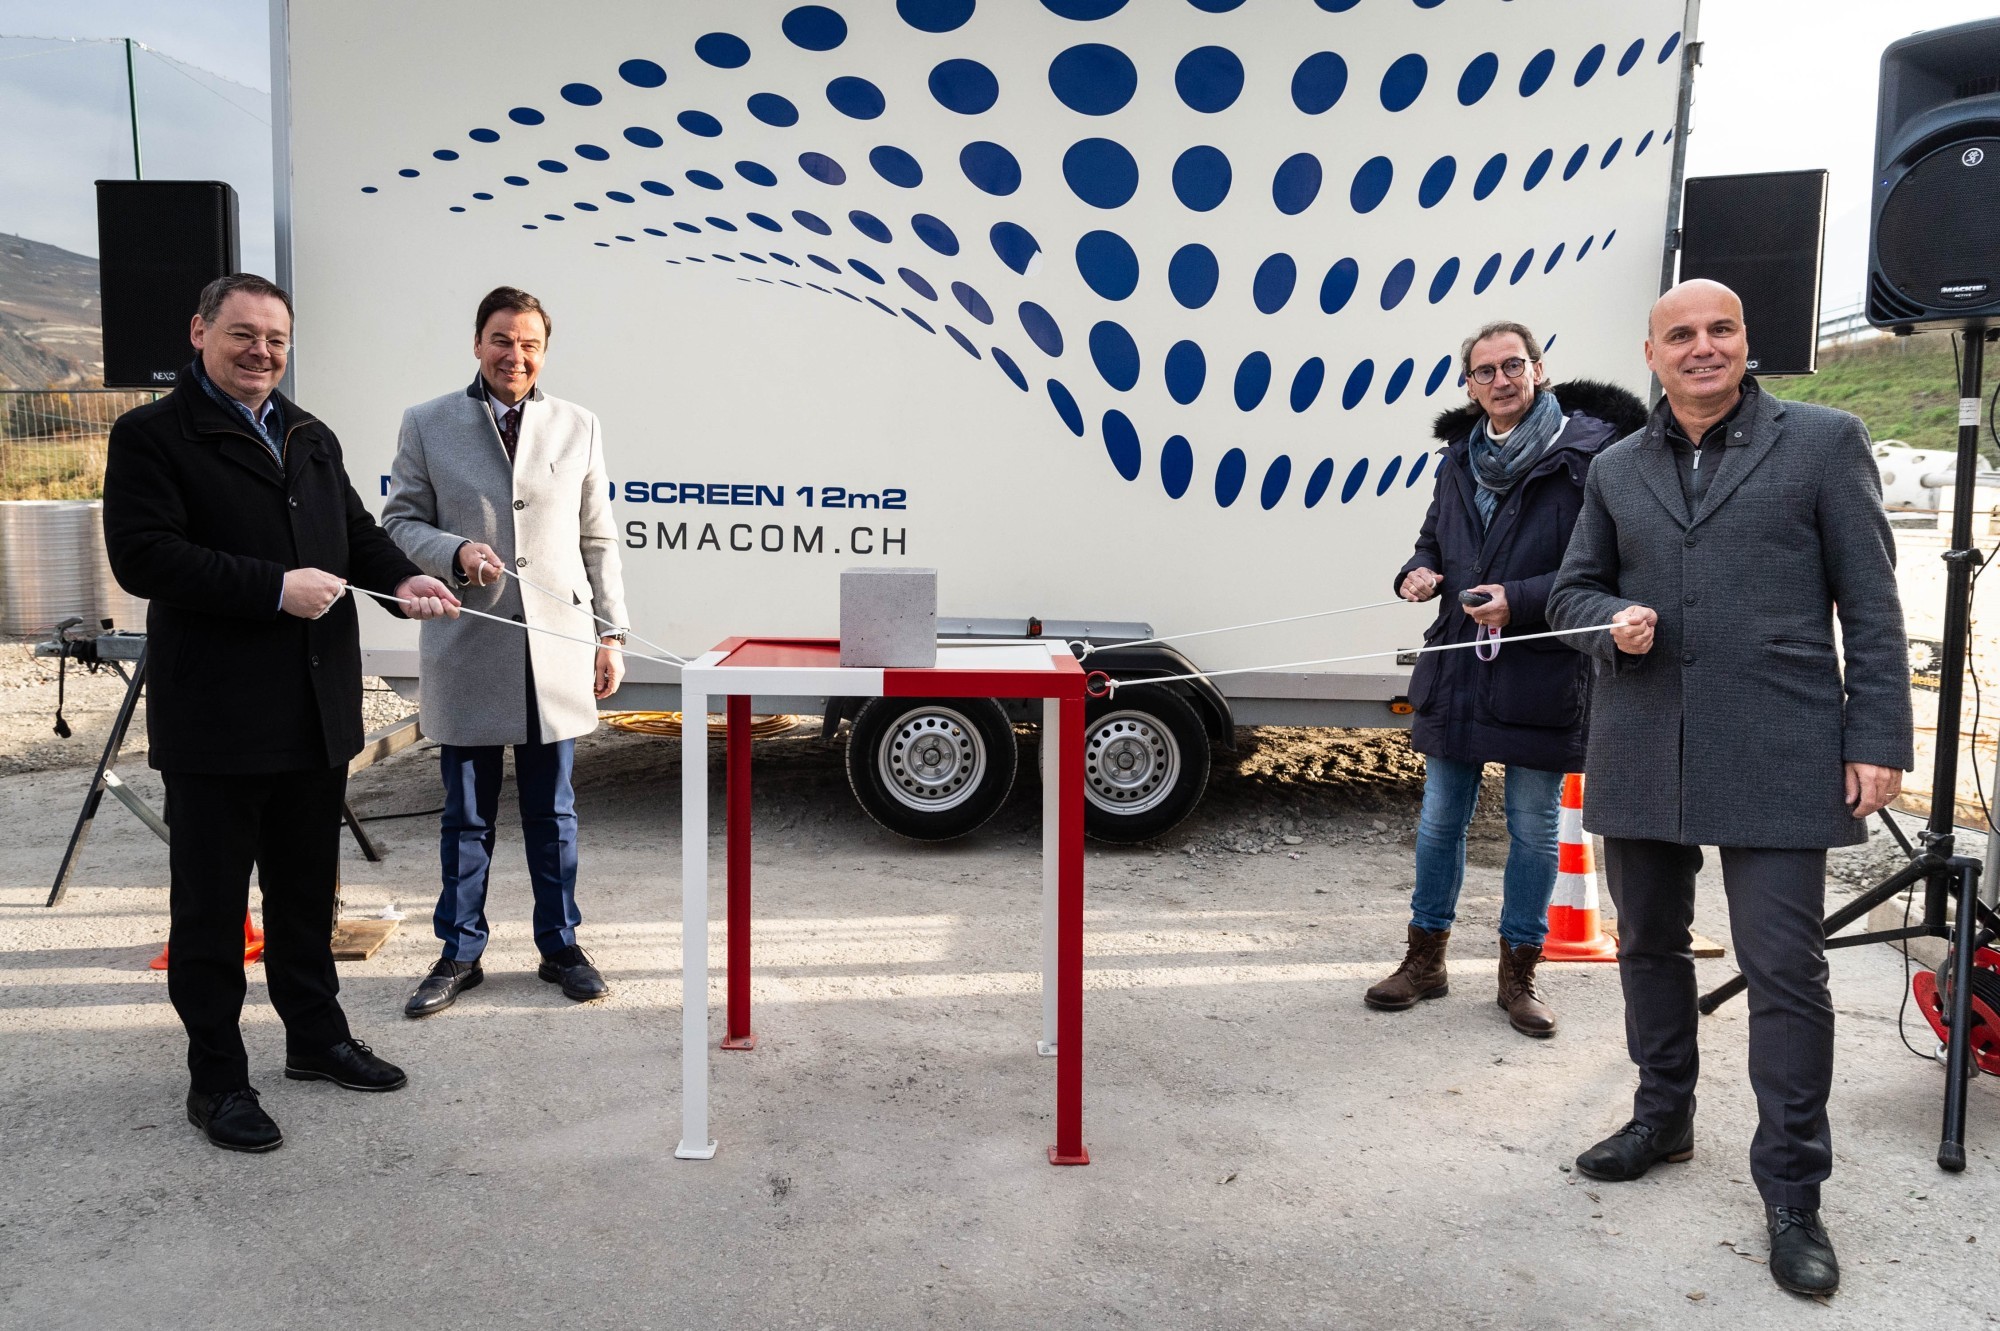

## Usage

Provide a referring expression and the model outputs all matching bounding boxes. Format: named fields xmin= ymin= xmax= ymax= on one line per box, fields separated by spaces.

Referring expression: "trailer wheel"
xmin=1045 ymin=689 xmax=1211 ymax=843
xmin=846 ymin=697 xmax=1018 ymax=841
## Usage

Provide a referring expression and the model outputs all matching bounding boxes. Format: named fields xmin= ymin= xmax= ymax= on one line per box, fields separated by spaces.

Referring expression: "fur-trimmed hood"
xmin=1430 ymin=378 xmax=1648 ymax=445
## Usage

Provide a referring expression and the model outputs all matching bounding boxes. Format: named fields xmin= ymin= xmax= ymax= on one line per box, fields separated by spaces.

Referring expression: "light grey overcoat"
xmin=382 ymin=378 xmax=628 ymax=747
xmin=1547 ymin=389 xmax=1913 ymax=849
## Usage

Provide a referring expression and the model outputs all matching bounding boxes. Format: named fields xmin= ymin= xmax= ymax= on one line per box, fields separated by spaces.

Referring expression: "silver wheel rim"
xmin=876 ymin=706 xmax=987 ymax=813
xmin=1083 ymin=709 xmax=1182 ymax=816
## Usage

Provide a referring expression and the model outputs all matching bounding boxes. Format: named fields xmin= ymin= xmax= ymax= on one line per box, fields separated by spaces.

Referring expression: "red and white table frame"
xmin=673 ymin=637 xmax=1090 ymax=1166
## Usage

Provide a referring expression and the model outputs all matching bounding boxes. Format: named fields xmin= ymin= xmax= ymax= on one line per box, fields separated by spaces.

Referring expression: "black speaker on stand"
xmin=1679 ymin=169 xmax=1829 ymax=376
xmin=95 ymin=180 xmax=239 ymax=389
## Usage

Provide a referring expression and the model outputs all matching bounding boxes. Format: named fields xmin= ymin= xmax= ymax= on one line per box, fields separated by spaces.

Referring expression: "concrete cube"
xmin=840 ymin=567 xmax=938 ymax=668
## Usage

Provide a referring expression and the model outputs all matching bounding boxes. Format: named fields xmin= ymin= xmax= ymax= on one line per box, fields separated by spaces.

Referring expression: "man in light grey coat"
xmin=1548 ymin=280 xmax=1912 ymax=1297
xmin=383 ymin=286 xmax=629 ymax=1016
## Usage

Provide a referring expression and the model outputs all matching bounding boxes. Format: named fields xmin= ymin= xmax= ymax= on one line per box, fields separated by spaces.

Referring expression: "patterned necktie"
xmin=498 ymin=406 xmax=520 ymax=463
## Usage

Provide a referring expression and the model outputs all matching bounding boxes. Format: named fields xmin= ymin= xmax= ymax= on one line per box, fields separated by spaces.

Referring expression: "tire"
xmin=1045 ymin=688 xmax=1211 ymax=844
xmin=845 ymin=696 xmax=1018 ymax=841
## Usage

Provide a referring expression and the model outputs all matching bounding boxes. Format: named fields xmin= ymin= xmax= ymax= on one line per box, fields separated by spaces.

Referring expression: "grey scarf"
xmin=1468 ymin=388 xmax=1563 ymax=529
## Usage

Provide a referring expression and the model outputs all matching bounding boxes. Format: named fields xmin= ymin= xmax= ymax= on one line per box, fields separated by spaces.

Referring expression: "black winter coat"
xmin=103 ymin=372 xmax=420 ymax=774
xmin=1393 ymin=380 xmax=1647 ymax=773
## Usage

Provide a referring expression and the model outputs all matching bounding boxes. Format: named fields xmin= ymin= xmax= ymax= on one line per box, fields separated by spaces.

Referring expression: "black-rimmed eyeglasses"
xmin=1469 ymin=356 xmax=1533 ymax=385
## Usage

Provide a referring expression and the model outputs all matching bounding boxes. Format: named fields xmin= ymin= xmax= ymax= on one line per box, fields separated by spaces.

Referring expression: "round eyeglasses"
xmin=1469 ymin=356 xmax=1534 ymax=385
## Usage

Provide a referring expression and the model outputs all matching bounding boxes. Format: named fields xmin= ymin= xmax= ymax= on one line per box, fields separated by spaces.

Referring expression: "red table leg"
xmin=722 ymin=693 xmax=756 ymax=1050
xmin=1049 ymin=691 xmax=1089 ymax=1165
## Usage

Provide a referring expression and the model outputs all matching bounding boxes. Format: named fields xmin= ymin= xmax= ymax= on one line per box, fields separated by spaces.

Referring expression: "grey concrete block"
xmin=840 ymin=567 xmax=937 ymax=668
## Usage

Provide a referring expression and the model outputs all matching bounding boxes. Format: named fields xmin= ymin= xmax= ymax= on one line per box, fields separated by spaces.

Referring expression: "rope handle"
xmin=343 ymin=583 xmax=683 ymax=669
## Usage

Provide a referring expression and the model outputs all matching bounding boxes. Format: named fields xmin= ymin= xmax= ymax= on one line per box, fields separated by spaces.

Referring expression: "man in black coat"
xmin=103 ymin=273 xmax=460 ymax=1153
xmin=1372 ymin=320 xmax=1644 ymax=1036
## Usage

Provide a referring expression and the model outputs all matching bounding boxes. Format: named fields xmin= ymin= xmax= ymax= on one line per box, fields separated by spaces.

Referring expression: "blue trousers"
xmin=1409 ymin=756 xmax=1563 ymax=949
xmin=433 ymin=685 xmax=580 ymax=962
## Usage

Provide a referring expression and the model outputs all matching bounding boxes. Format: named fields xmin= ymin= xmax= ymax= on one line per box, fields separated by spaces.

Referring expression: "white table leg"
xmin=1039 ymin=696 xmax=1060 ymax=1057
xmin=675 ymin=691 xmax=717 ymax=1160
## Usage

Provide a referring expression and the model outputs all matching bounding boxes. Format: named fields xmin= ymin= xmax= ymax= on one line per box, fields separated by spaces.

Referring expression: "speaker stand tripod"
xmin=1699 ymin=327 xmax=2000 ymax=1172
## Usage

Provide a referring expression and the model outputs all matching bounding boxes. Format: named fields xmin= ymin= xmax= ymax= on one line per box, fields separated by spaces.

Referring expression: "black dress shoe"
xmin=186 ymin=1086 xmax=282 ymax=1153
xmin=1767 ymin=1206 xmax=1840 ymax=1295
xmin=1574 ymin=1113 xmax=1695 ymax=1181
xmin=538 ymin=944 xmax=609 ymax=1001
xmin=404 ymin=958 xmax=484 ymax=1018
xmin=284 ymin=1037 xmax=408 ymax=1091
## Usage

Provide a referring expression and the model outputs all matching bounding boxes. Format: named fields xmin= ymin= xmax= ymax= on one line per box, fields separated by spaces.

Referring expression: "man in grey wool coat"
xmin=1548 ymin=279 xmax=1913 ymax=1298
xmin=383 ymin=286 xmax=630 ymax=1017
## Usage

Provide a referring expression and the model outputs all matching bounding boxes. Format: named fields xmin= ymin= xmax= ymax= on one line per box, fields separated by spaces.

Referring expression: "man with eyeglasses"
xmin=1549 ymin=279 xmax=1912 ymax=1296
xmin=1377 ymin=321 xmax=1644 ymax=1034
xmin=103 ymin=273 xmax=462 ymax=1154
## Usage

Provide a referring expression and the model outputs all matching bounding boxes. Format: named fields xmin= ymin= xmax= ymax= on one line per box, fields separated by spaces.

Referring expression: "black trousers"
xmin=1601 ymin=838 xmax=1833 ymax=1210
xmin=163 ymin=766 xmax=352 ymax=1093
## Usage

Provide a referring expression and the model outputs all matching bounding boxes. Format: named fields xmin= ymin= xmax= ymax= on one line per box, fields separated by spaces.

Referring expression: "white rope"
xmin=499 ymin=566 xmax=688 ymax=665
xmin=1068 ymin=598 xmax=1409 ymax=661
xmin=343 ymin=584 xmax=683 ymax=670
xmin=1098 ymin=622 xmax=1621 ymax=696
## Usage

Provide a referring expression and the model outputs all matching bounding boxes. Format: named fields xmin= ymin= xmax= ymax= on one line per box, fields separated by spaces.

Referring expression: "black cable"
xmin=1896 ymin=858 xmax=1936 ymax=1063
xmin=354 ymin=805 xmax=445 ymax=822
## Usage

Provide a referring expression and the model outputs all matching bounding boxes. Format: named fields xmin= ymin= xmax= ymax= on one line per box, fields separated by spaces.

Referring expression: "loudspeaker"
xmin=95 ymin=180 xmax=240 ymax=388
xmin=1677 ymin=170 xmax=1828 ymax=376
xmin=1868 ymin=17 xmax=2000 ymax=331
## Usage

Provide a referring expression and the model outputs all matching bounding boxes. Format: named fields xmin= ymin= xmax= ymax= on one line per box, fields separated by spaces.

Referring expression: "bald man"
xmin=1548 ymin=280 xmax=1912 ymax=1297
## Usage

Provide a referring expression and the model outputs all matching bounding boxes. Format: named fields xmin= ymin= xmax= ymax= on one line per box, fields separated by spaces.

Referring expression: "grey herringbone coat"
xmin=382 ymin=378 xmax=627 ymax=747
xmin=1547 ymin=390 xmax=1912 ymax=849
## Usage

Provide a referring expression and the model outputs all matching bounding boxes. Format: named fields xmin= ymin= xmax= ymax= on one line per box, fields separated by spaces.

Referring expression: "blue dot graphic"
xmin=574 ymin=201 xmax=600 ymax=212
xmin=783 ymin=6 xmax=848 ymax=50
xmin=899 ymin=0 xmax=975 ymax=33
xmin=1473 ymin=153 xmax=1507 ymax=200
xmin=509 ymin=107 xmax=544 ymax=125
xmin=562 ymin=83 xmax=602 ymax=106
xmin=1563 ymin=144 xmax=1589 ymax=180
xmin=1102 ymin=411 xmax=1142 ymax=480
xmin=1292 ymin=51 xmax=1348 ymax=114
xmin=625 ymin=127 xmax=664 ymax=148
xmin=1574 ymin=43 xmax=1605 ymax=86
xmin=947 ymin=326 xmax=982 ymax=358
xmin=620 ymin=59 xmax=667 ymax=88
xmin=1384 ymin=358 xmax=1415 ymax=404
xmin=912 ymin=213 xmax=960 ymax=254
xmin=1520 ymin=49 xmax=1554 ymax=96
xmin=749 ymin=93 xmax=799 ymax=126
xmin=1380 ymin=260 xmax=1414 ymax=310
xmin=1425 ymin=356 xmax=1453 ymax=395
xmin=1176 ymin=46 xmax=1244 ymax=113
xmin=1076 ymin=230 xmax=1139 ymax=300
xmin=871 ymin=146 xmax=924 ymax=187
xmin=469 ymin=128 xmax=501 ymax=143
xmin=953 ymin=281 xmax=995 ymax=323
xmin=538 ymin=159 xmax=568 ymax=173
xmin=849 ymin=259 xmax=886 ymax=283
xmin=993 ymin=347 xmax=1030 ymax=391
xmin=1543 ymin=243 xmax=1567 ymax=274
xmin=361 ymin=186 xmax=378 ymax=193
xmin=1407 ymin=454 xmax=1430 ymax=487
xmin=904 ymin=308 xmax=936 ymax=332
xmin=931 ymin=59 xmax=999 ymax=114
xmin=737 ymin=160 xmax=779 ymax=185
xmin=1523 ymin=149 xmax=1553 ymax=190
xmin=1164 ymin=340 xmax=1205 ymax=404
xmin=809 ymin=254 xmax=841 ymax=271
xmin=747 ymin=211 xmax=782 ymax=230
xmin=706 ymin=216 xmax=739 ymax=231
xmin=792 ymin=208 xmax=832 ymax=233
xmin=1272 ymin=153 xmax=1322 ymax=215
xmin=1380 ymin=54 xmax=1427 ymax=111
xmin=851 ymin=209 xmax=893 ymax=242
xmin=960 ymin=141 xmax=1022 ymax=195
xmin=1260 ymin=456 xmax=1291 ymax=511
xmin=1577 ymin=235 xmax=1595 ymax=260
xmin=1090 ymin=322 xmax=1140 ymax=390
xmin=1044 ymin=0 xmax=1129 ymax=19
xmin=1253 ymin=254 xmax=1296 ymax=314
xmin=1342 ymin=359 xmax=1374 ymax=409
xmin=1021 ymin=303 xmax=1065 ymax=356
xmin=641 ymin=179 xmax=673 ymax=195
xmin=1418 ymin=156 xmax=1455 ymax=208
xmin=1168 ymin=244 xmax=1219 ymax=308
xmin=1428 ymin=258 xmax=1459 ymax=304
xmin=1290 ymin=358 xmax=1325 ymax=412
xmin=827 ymin=76 xmax=886 ymax=119
xmin=1215 ymin=449 xmax=1247 ymax=507
xmin=473 ymin=191 xmax=494 ymax=200
xmin=990 ymin=221 xmax=1040 ymax=273
xmin=697 ymin=32 xmax=751 ymax=68
xmin=1063 ymin=139 xmax=1138 ymax=208
xmin=1636 ymin=130 xmax=1656 ymax=156
xmin=1600 ymin=138 xmax=1623 ymax=168
xmin=1350 ymin=157 xmax=1393 ymax=212
xmin=1189 ymin=0 xmax=1245 ymax=10
xmin=687 ymin=170 xmax=723 ymax=190
xmin=399 ymin=168 xmax=420 ymax=178
xmin=576 ymin=144 xmax=610 ymax=161
xmin=1049 ymin=44 xmax=1137 ymax=116
xmin=1660 ymin=32 xmax=1683 ymax=63
xmin=1509 ymin=249 xmax=1535 ymax=284
xmin=1047 ymin=381 xmax=1086 ymax=441
xmin=433 ymin=149 xmax=459 ymax=161
xmin=1458 ymin=53 xmax=1498 ymax=105
xmin=1474 ymin=252 xmax=1502 ymax=293
xmin=1319 ymin=258 xmax=1359 ymax=313
xmin=1618 ymin=38 xmax=1646 ymax=75
xmin=1341 ymin=459 xmax=1368 ymax=503
xmin=505 ymin=175 xmax=530 ymax=186
xmin=1172 ymin=146 xmax=1232 ymax=211
xmin=449 ymin=205 xmax=467 ymax=213
xmin=1303 ymin=458 xmax=1335 ymax=508
xmin=679 ymin=111 xmax=724 ymax=137
xmin=1234 ymin=353 xmax=1270 ymax=411
xmin=544 ymin=213 xmax=565 ymax=221
xmin=1375 ymin=457 xmax=1403 ymax=496
xmin=799 ymin=151 xmax=847 ymax=184
xmin=1161 ymin=436 xmax=1194 ymax=499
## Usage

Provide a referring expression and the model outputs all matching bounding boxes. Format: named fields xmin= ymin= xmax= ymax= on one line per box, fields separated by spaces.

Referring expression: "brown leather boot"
xmin=1364 ymin=925 xmax=1450 ymax=1010
xmin=1498 ymin=941 xmax=1557 ymax=1037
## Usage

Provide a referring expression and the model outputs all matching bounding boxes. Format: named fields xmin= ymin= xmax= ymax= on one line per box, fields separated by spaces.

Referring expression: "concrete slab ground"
xmin=1 ymin=723 xmax=1994 ymax=1330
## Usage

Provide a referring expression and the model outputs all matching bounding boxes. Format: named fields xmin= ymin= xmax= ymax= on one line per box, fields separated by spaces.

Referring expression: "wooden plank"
xmin=348 ymin=715 xmax=422 ymax=776
xmin=1602 ymin=923 xmax=1725 ymax=959
xmin=330 ymin=918 xmax=399 ymax=960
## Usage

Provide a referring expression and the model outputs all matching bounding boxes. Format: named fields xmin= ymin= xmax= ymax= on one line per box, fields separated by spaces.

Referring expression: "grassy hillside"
xmin=1762 ymin=333 xmax=1993 ymax=461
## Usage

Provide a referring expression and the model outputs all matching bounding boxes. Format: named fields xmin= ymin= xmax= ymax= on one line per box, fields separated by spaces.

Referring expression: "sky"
xmin=2 ymin=0 xmax=1998 ymax=314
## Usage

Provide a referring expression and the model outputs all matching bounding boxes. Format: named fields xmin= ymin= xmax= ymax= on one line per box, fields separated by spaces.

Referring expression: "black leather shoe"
xmin=186 ymin=1086 xmax=282 ymax=1153
xmin=1574 ymin=1113 xmax=1695 ymax=1181
xmin=538 ymin=944 xmax=609 ymax=1001
xmin=404 ymin=958 xmax=483 ymax=1018
xmin=284 ymin=1038 xmax=408 ymax=1092
xmin=1767 ymin=1206 xmax=1839 ymax=1296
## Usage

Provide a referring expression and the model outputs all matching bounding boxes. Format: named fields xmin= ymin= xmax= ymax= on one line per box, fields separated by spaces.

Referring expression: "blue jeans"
xmin=1409 ymin=756 xmax=1563 ymax=949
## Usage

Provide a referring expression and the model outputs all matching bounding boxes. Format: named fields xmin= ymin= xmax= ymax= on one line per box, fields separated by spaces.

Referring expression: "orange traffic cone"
xmin=148 ymin=912 xmax=265 ymax=971
xmin=1544 ymin=774 xmax=1618 ymax=962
